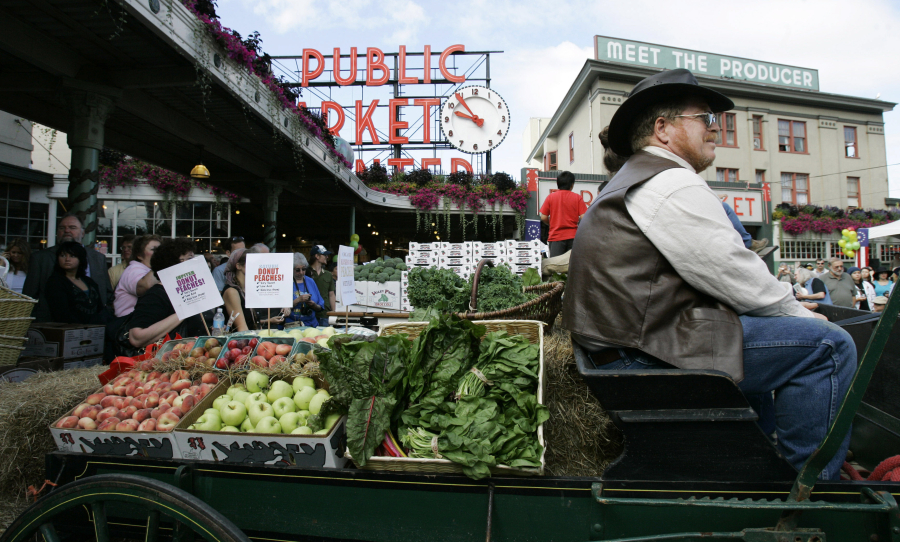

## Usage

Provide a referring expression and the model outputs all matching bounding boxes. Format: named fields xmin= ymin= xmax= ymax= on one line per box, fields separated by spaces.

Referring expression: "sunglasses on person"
xmin=672 ymin=112 xmax=718 ymax=128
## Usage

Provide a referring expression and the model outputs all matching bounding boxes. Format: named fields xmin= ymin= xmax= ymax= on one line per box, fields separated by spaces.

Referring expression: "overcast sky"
xmin=217 ymin=0 xmax=899 ymax=197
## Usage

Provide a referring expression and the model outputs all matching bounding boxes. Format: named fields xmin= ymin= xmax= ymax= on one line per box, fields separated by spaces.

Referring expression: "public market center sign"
xmin=594 ymin=36 xmax=819 ymax=91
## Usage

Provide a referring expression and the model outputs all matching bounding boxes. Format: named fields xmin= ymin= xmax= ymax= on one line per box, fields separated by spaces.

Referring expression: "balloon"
xmin=849 ymin=231 xmax=858 ymax=241
xmin=841 ymin=229 xmax=850 ymax=237
xmin=350 ymin=234 xmax=360 ymax=242
xmin=845 ymin=250 xmax=855 ymax=258
xmin=838 ymin=239 xmax=846 ymax=248
xmin=851 ymin=241 xmax=860 ymax=251
xmin=847 ymin=226 xmax=856 ymax=232
xmin=349 ymin=241 xmax=359 ymax=249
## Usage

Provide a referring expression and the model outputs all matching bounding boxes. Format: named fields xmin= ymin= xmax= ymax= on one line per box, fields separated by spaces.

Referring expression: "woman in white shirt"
xmin=113 ymin=234 xmax=161 ymax=317
xmin=4 ymin=239 xmax=30 ymax=294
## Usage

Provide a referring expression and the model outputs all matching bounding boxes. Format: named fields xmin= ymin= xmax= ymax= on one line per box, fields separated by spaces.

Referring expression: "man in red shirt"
xmin=539 ymin=171 xmax=588 ymax=257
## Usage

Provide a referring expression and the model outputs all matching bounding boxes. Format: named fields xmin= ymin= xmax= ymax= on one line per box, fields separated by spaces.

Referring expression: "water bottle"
xmin=212 ymin=308 xmax=225 ymax=336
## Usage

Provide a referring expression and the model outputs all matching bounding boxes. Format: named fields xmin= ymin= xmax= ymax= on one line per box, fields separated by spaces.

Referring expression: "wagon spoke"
xmin=90 ymin=502 xmax=110 ymax=542
xmin=38 ymin=523 xmax=61 ymax=542
xmin=146 ymin=509 xmax=161 ymax=542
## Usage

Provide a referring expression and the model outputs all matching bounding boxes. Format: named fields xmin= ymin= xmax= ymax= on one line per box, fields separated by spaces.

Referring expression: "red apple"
xmin=56 ymin=416 xmax=79 ymax=429
xmin=138 ymin=419 xmax=157 ymax=431
xmin=97 ymin=417 xmax=120 ymax=431
xmin=215 ymin=358 xmax=228 ymax=370
xmin=78 ymin=417 xmax=97 ymax=430
xmin=227 ymin=339 xmax=239 ymax=350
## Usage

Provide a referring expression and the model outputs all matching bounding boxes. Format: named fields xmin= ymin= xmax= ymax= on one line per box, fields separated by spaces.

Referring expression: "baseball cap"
xmin=310 ymin=245 xmax=333 ymax=257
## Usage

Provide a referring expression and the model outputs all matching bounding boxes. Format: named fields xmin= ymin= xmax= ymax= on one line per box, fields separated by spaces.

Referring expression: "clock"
xmin=439 ymin=85 xmax=510 ymax=154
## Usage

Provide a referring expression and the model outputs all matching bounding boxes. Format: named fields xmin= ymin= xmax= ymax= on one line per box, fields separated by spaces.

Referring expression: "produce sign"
xmin=158 ymin=256 xmax=224 ymax=320
xmin=244 ymin=253 xmax=294 ymax=309
xmin=337 ymin=245 xmax=357 ymax=307
xmin=319 ymin=315 xmax=547 ymax=479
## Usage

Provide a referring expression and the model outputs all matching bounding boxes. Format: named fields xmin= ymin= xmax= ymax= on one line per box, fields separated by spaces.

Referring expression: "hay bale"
xmin=542 ymin=323 xmax=622 ymax=476
xmin=0 ymin=366 xmax=103 ymax=499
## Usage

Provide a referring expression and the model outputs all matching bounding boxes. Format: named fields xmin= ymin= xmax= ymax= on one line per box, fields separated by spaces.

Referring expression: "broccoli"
xmin=396 ymin=263 xmax=408 ymax=271
xmin=375 ymin=272 xmax=389 ymax=283
xmin=371 ymin=266 xmax=385 ymax=275
xmin=382 ymin=260 xmax=397 ymax=269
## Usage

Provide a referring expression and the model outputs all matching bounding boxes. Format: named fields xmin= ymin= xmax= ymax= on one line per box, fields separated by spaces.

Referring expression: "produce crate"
xmin=346 ymin=319 xmax=545 ymax=477
xmin=156 ymin=337 xmax=200 ymax=358
xmin=173 ymin=376 xmax=347 ymax=468
xmin=250 ymin=337 xmax=296 ymax=366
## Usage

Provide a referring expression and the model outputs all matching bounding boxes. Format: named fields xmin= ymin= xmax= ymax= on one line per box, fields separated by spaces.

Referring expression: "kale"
xmin=467 ymin=265 xmax=534 ymax=313
xmin=406 ymin=267 xmax=469 ymax=310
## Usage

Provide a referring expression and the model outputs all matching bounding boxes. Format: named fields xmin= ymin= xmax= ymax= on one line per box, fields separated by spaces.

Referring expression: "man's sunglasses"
xmin=672 ymin=112 xmax=718 ymax=128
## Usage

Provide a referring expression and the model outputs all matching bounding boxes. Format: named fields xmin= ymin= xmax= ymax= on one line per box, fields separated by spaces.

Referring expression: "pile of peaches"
xmin=54 ymin=366 xmax=219 ymax=432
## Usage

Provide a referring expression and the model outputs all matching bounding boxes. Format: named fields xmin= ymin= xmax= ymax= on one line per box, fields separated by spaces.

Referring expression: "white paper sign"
xmin=244 ymin=253 xmax=293 ymax=309
xmin=337 ymin=245 xmax=357 ymax=307
xmin=158 ymin=256 xmax=224 ymax=320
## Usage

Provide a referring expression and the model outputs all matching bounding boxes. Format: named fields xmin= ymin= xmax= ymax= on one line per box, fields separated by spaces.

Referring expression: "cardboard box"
xmin=447 ymin=266 xmax=472 ymax=280
xmin=63 ymin=355 xmax=103 ymax=370
xmin=367 ymin=281 xmax=401 ymax=311
xmin=505 ymin=240 xmax=541 ymax=252
xmin=406 ymin=253 xmax=438 ymax=267
xmin=173 ymin=376 xmax=347 ymax=468
xmin=511 ymin=264 xmax=540 ymax=275
xmin=439 ymin=242 xmax=473 ymax=258
xmin=354 ymin=281 xmax=369 ymax=308
xmin=507 ymin=254 xmax=542 ymax=266
xmin=474 ymin=246 xmax=506 ymax=259
xmin=409 ymin=242 xmax=440 ymax=252
xmin=473 ymin=242 xmax=506 ymax=252
xmin=0 ymin=356 xmax=64 ymax=383
xmin=439 ymin=256 xmax=473 ymax=268
xmin=23 ymin=323 xmax=105 ymax=359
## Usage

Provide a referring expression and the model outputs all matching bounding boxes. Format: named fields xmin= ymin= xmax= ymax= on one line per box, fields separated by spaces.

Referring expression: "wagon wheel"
xmin=0 ymin=473 xmax=249 ymax=542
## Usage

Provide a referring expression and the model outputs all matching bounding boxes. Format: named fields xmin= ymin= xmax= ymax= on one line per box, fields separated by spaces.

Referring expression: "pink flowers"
xmin=781 ymin=216 xmax=876 ymax=236
xmin=371 ymin=178 xmax=529 ymax=216
xmin=100 ymin=158 xmax=240 ymax=203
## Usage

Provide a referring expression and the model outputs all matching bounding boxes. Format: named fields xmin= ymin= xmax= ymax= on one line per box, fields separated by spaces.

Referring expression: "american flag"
xmin=525 ymin=219 xmax=541 ymax=241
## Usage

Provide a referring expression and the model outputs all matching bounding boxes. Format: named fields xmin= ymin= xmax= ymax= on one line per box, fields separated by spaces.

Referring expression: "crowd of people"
xmin=9 ymin=214 xmax=339 ymax=359
xmin=778 ymin=258 xmax=896 ymax=313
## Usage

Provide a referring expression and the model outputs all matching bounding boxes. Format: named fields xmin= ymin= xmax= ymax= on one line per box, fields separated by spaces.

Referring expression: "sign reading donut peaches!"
xmin=158 ymin=256 xmax=223 ymax=320
xmin=245 ymin=253 xmax=294 ymax=309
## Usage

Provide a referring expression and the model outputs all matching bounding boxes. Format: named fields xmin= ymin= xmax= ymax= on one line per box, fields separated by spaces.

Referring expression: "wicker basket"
xmin=346 ymin=319 xmax=545 ymax=476
xmin=0 ymin=285 xmax=37 ymax=365
xmin=455 ymin=260 xmax=564 ymax=328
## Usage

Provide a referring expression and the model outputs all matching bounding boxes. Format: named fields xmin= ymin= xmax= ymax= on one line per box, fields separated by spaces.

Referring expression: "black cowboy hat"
xmin=608 ymin=69 xmax=735 ymax=157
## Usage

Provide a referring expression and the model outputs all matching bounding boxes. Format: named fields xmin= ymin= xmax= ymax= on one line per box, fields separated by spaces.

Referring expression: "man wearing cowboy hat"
xmin=562 ymin=69 xmax=856 ymax=480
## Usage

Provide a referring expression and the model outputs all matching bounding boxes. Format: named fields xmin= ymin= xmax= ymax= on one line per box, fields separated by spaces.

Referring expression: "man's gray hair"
xmin=629 ymin=97 xmax=692 ymax=154
xmin=58 ymin=213 xmax=84 ymax=228
xmin=248 ymin=243 xmax=269 ymax=253
xmin=294 ymin=252 xmax=308 ymax=268
xmin=794 ymin=267 xmax=812 ymax=286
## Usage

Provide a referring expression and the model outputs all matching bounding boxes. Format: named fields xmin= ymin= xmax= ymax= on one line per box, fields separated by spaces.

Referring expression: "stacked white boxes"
xmin=504 ymin=240 xmax=541 ymax=275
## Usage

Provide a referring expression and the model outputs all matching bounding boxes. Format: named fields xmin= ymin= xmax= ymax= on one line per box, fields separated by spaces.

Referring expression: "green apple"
xmin=316 ymin=338 xmax=329 ymax=348
xmin=292 ymin=426 xmax=313 ymax=435
xmin=302 ymin=327 xmax=319 ymax=338
xmin=220 ymin=425 xmax=239 ymax=432
xmin=257 ymin=329 xmax=272 ymax=337
xmin=296 ymin=410 xmax=310 ymax=425
xmin=292 ymin=376 xmax=316 ymax=393
xmin=220 ymin=401 xmax=247 ymax=427
xmin=194 ymin=414 xmax=222 ymax=432
xmin=308 ymin=393 xmax=328 ymax=415
xmin=226 ymin=383 xmax=246 ymax=396
xmin=314 ymin=429 xmax=329 ymax=435
xmin=231 ymin=390 xmax=251 ymax=406
xmin=272 ymin=396 xmax=296 ymax=418
xmin=240 ymin=417 xmax=254 ymax=432
xmin=246 ymin=371 xmax=269 ymax=393
xmin=293 ymin=386 xmax=316 ymax=410
xmin=324 ymin=413 xmax=342 ymax=430
xmin=245 ymin=392 xmax=268 ymax=411
xmin=316 ymin=388 xmax=331 ymax=397
xmin=254 ymin=416 xmax=282 ymax=434
xmin=279 ymin=411 xmax=302 ymax=433
xmin=249 ymin=401 xmax=275 ymax=426
xmin=203 ymin=409 xmax=222 ymax=425
xmin=320 ymin=327 xmax=336 ymax=337
xmin=288 ymin=329 xmax=305 ymax=340
xmin=267 ymin=381 xmax=294 ymax=403
xmin=212 ymin=395 xmax=231 ymax=412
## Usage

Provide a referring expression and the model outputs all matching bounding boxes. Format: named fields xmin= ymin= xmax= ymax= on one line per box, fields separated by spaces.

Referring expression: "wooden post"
xmin=267 ymin=308 xmax=271 ymax=334
xmin=200 ymin=312 xmax=211 ymax=336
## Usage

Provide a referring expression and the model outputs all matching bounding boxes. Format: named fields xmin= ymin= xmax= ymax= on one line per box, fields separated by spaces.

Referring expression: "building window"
xmin=781 ymin=172 xmax=809 ymax=205
xmin=880 ymin=244 xmax=900 ymax=263
xmin=0 ymin=182 xmax=49 ymax=252
xmin=781 ymin=240 xmax=826 ymax=261
xmin=844 ymin=126 xmax=858 ymax=158
xmin=716 ymin=168 xmax=739 ymax=182
xmin=752 ymin=115 xmax=764 ymax=150
xmin=778 ymin=120 xmax=806 ymax=153
xmin=715 ymin=113 xmax=737 ymax=147
xmin=175 ymin=203 xmax=231 ymax=254
xmin=847 ymin=177 xmax=860 ymax=208
xmin=755 ymin=170 xmax=766 ymax=184
xmin=568 ymin=132 xmax=575 ymax=163
xmin=545 ymin=151 xmax=557 ymax=171
xmin=831 ymin=243 xmax=855 ymax=261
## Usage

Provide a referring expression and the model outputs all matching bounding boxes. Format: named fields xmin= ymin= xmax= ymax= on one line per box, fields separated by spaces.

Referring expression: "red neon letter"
xmin=414 ymin=98 xmax=440 ymax=143
xmin=423 ymin=45 xmax=432 ymax=84
xmin=388 ymin=99 xmax=409 ymax=145
xmin=733 ymin=197 xmax=744 ymax=216
xmin=321 ymin=101 xmax=345 ymax=137
xmin=297 ymin=101 xmax=307 ymax=110
xmin=747 ymin=198 xmax=754 ymax=216
xmin=366 ymin=47 xmax=389 ymax=86
xmin=387 ymin=158 xmax=415 ymax=172
xmin=420 ymin=158 xmax=441 ymax=172
xmin=355 ymin=159 xmax=366 ymax=173
xmin=302 ymin=49 xmax=324 ymax=87
xmin=439 ymin=44 xmax=466 ymax=83
xmin=333 ymin=47 xmax=357 ymax=86
xmin=398 ymin=45 xmax=418 ymax=84
xmin=355 ymin=100 xmax=380 ymax=145
xmin=581 ymin=190 xmax=593 ymax=206
xmin=451 ymin=158 xmax=473 ymax=173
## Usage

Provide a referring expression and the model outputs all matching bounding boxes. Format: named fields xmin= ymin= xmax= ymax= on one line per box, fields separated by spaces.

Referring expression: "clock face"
xmin=439 ymin=86 xmax=510 ymax=154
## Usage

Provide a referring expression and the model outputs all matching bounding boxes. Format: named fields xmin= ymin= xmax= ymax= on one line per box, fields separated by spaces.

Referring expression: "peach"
xmin=140 ymin=360 xmax=154 ymax=372
xmin=150 ymin=408 xmax=161 ymax=419
xmin=99 ymin=396 xmax=117 ymax=409
xmin=168 ymin=407 xmax=184 ymax=418
xmin=83 ymin=406 xmax=101 ymax=420
xmin=72 ymin=403 xmax=91 ymax=417
xmin=133 ymin=409 xmax=153 ymax=423
xmin=157 ymin=403 xmax=171 ymax=414
xmin=197 ymin=383 xmax=213 ymax=400
xmin=97 ymin=417 xmax=120 ymax=431
xmin=102 ymin=383 xmax=115 ymax=395
xmin=56 ymin=416 xmax=79 ymax=429
xmin=160 ymin=391 xmax=179 ymax=406
xmin=137 ymin=419 xmax=157 ymax=431
xmin=189 ymin=385 xmax=200 ymax=395
xmin=78 ymin=417 xmax=97 ymax=430
xmin=125 ymin=383 xmax=139 ymax=396
xmin=170 ymin=370 xmax=189 ymax=383
xmin=97 ymin=407 xmax=119 ymax=421
xmin=85 ymin=393 xmax=106 ymax=405
xmin=157 ymin=412 xmax=180 ymax=431
xmin=121 ymin=406 xmax=138 ymax=419
xmin=172 ymin=379 xmax=192 ymax=392
xmin=145 ymin=391 xmax=160 ymax=408
xmin=173 ymin=395 xmax=195 ymax=412
xmin=116 ymin=419 xmax=139 ymax=431
xmin=113 ymin=384 xmax=127 ymax=396
xmin=155 ymin=382 xmax=172 ymax=393
xmin=275 ymin=343 xmax=292 ymax=356
xmin=113 ymin=397 xmax=129 ymax=410
xmin=147 ymin=371 xmax=162 ymax=381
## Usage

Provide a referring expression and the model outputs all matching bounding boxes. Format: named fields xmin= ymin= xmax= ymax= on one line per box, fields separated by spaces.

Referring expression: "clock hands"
xmin=454 ymin=92 xmax=484 ymax=127
xmin=454 ymin=111 xmax=484 ymax=127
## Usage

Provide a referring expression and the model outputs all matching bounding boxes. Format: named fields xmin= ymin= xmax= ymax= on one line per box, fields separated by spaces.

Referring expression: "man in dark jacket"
xmin=562 ymin=69 xmax=855 ymax=480
xmin=23 ymin=214 xmax=113 ymax=321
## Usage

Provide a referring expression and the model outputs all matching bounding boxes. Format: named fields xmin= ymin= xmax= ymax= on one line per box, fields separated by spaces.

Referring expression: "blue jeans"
xmin=723 ymin=202 xmax=753 ymax=249
xmin=599 ymin=315 xmax=857 ymax=480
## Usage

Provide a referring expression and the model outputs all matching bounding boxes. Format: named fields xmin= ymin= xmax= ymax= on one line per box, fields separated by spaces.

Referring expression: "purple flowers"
xmin=777 ymin=204 xmax=900 ymax=235
xmin=99 ymin=158 xmax=240 ymax=203
xmin=371 ymin=177 xmax=530 ymax=217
